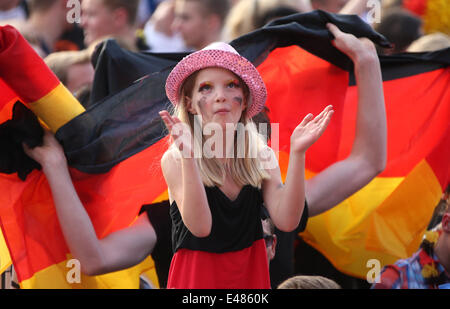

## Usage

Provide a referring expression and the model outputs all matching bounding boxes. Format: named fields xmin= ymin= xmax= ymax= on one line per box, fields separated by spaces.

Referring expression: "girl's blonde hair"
xmin=171 ymin=69 xmax=270 ymax=188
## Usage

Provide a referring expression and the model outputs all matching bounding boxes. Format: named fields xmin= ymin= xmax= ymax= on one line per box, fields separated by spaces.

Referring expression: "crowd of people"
xmin=1 ymin=0 xmax=448 ymax=105
xmin=0 ymin=0 xmax=449 ymax=290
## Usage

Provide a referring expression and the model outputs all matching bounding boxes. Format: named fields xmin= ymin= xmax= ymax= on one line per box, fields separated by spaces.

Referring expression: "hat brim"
xmin=165 ymin=49 xmax=266 ymax=118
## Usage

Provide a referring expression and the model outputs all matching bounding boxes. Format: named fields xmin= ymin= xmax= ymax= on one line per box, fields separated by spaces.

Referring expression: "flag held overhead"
xmin=0 ymin=25 xmax=85 ymax=132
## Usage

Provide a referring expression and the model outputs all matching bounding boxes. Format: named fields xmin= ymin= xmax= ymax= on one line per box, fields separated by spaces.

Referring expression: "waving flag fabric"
xmin=0 ymin=25 xmax=162 ymax=288
xmin=258 ymin=46 xmax=449 ymax=277
xmin=0 ymin=26 xmax=85 ymax=133
xmin=0 ymin=10 xmax=448 ymax=288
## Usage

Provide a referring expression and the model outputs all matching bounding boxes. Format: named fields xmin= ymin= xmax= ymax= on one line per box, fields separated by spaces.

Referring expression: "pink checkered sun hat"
xmin=165 ymin=42 xmax=267 ymax=118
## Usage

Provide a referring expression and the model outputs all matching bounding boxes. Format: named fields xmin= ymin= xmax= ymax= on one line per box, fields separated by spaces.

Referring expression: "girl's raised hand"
xmin=159 ymin=110 xmax=194 ymax=158
xmin=290 ymin=105 xmax=334 ymax=154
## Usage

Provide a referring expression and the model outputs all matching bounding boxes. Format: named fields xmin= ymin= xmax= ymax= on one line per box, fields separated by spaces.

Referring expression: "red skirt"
xmin=167 ymin=239 xmax=271 ymax=289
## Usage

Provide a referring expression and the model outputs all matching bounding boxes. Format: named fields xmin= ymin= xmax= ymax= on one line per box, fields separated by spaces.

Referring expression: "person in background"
xmin=254 ymin=5 xmax=299 ymax=29
xmin=407 ymin=32 xmax=450 ymax=52
xmin=277 ymin=275 xmax=341 ymax=289
xmin=0 ymin=0 xmax=27 ymax=21
xmin=309 ymin=0 xmax=348 ymax=13
xmin=172 ymin=0 xmax=230 ymax=51
xmin=137 ymin=0 xmax=165 ymax=29
xmin=374 ymin=8 xmax=423 ymax=54
xmin=5 ymin=0 xmax=72 ymax=56
xmin=223 ymin=0 xmax=298 ymax=42
xmin=381 ymin=0 xmax=403 ymax=11
xmin=81 ymin=0 xmax=148 ymax=51
xmin=372 ymin=202 xmax=450 ymax=289
xmin=44 ymin=49 xmax=94 ymax=95
xmin=144 ymin=0 xmax=188 ymax=52
xmin=224 ymin=0 xmax=373 ymax=42
xmin=262 ymin=217 xmax=277 ymax=265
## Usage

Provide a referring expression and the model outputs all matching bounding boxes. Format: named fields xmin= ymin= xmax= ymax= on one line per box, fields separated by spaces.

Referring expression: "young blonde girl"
xmin=159 ymin=41 xmax=333 ymax=288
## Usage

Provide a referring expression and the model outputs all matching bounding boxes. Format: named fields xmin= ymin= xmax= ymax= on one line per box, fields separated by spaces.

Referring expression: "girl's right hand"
xmin=23 ymin=130 xmax=68 ymax=171
xmin=159 ymin=110 xmax=194 ymax=158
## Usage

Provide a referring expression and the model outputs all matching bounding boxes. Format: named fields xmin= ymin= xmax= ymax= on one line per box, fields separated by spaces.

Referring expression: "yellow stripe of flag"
xmin=0 ymin=229 xmax=12 ymax=275
xmin=301 ymin=159 xmax=442 ymax=278
xmin=28 ymin=83 xmax=85 ymax=132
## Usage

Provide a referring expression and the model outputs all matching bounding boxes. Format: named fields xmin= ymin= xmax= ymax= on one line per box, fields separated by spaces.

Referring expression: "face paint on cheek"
xmin=197 ymin=96 xmax=208 ymax=112
xmin=233 ymin=96 xmax=243 ymax=106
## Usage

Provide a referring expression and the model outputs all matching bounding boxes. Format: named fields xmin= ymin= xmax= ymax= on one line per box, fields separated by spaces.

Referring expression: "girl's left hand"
xmin=290 ymin=105 xmax=334 ymax=154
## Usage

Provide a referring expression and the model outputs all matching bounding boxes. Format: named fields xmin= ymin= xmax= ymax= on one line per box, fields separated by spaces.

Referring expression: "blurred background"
xmin=0 ymin=0 xmax=448 ymax=101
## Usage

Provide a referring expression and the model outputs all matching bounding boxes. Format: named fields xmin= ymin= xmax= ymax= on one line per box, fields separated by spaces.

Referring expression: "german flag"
xmin=0 ymin=24 xmax=85 ymax=286
xmin=259 ymin=46 xmax=449 ymax=278
xmin=0 ymin=26 xmax=84 ymax=132
xmin=0 ymin=10 xmax=449 ymax=288
xmin=0 ymin=25 xmax=161 ymax=288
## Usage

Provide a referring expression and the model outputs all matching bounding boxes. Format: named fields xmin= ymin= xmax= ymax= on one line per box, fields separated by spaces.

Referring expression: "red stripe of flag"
xmin=0 ymin=25 xmax=60 ymax=104
xmin=0 ymin=136 xmax=169 ymax=282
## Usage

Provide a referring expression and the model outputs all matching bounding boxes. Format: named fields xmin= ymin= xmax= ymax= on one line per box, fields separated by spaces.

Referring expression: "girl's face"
xmin=186 ymin=67 xmax=247 ymax=128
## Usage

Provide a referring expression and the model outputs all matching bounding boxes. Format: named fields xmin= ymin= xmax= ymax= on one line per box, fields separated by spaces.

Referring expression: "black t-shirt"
xmin=141 ymin=197 xmax=309 ymax=289
xmin=170 ymin=185 xmax=264 ymax=253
